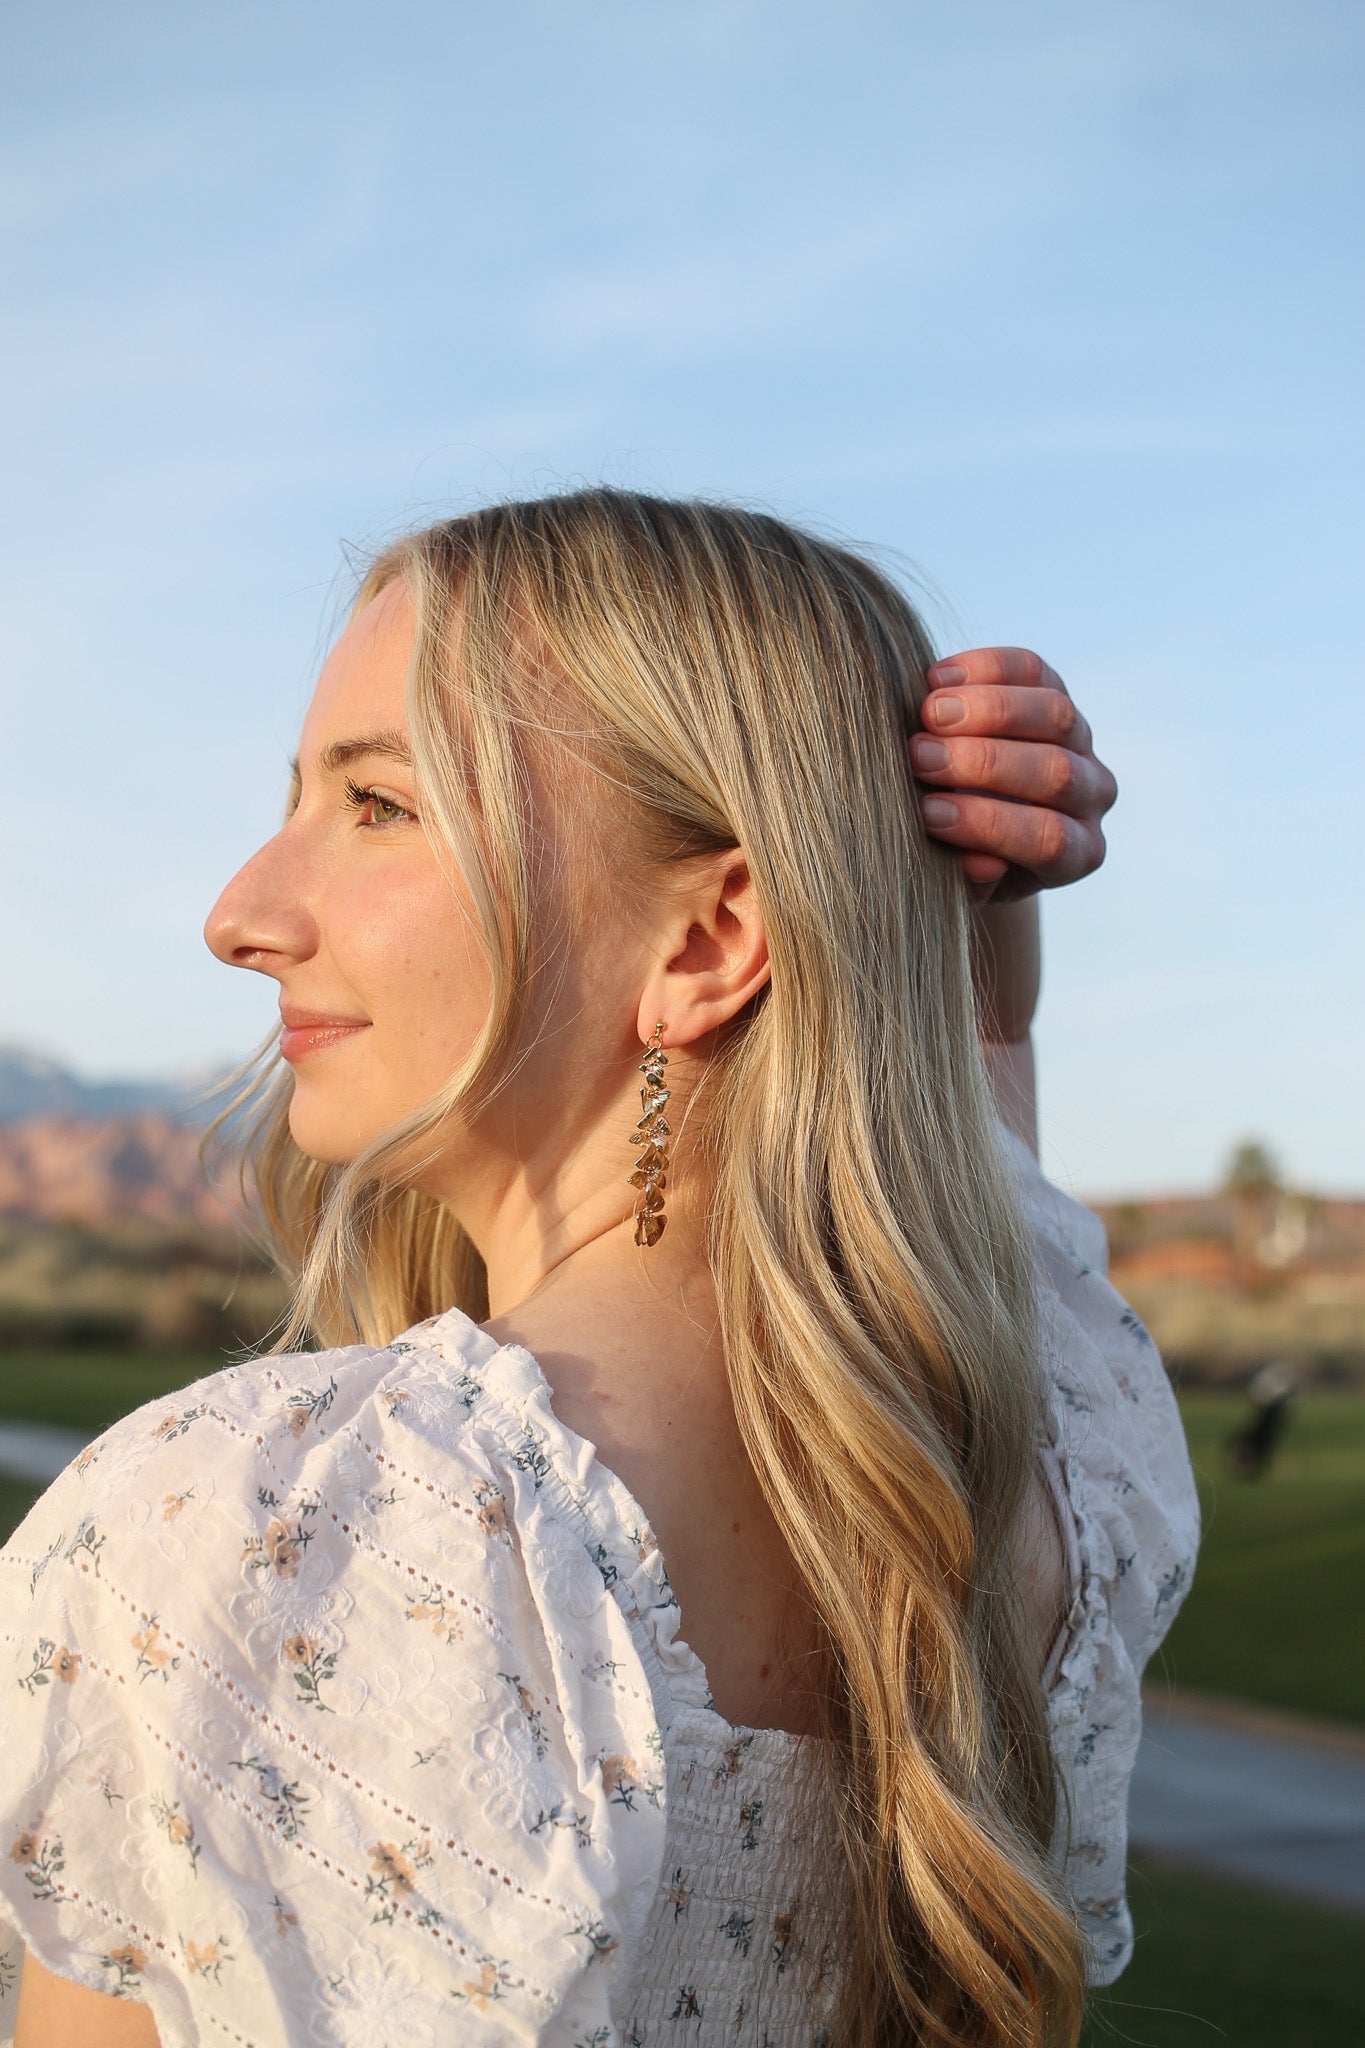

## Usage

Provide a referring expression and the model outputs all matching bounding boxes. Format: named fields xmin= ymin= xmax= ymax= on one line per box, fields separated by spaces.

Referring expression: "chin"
xmin=285 ymin=1097 xmax=368 ymax=1168
xmin=285 ymin=1093 xmax=442 ymax=1180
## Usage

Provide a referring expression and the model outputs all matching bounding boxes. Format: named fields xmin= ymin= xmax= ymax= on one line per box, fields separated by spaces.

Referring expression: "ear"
xmin=637 ymin=848 xmax=771 ymax=1051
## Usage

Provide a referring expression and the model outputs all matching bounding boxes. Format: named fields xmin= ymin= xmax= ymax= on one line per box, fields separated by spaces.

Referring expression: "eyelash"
xmin=342 ymin=777 xmax=417 ymax=830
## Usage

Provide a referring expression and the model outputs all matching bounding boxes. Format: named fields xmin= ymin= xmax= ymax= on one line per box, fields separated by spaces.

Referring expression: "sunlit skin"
xmin=19 ymin=604 xmax=1117 ymax=2046
xmin=198 ymin=583 xmax=1106 ymax=1724
xmin=913 ymin=646 xmax=1117 ymax=902
xmin=202 ymin=583 xmax=794 ymax=1729
xmin=203 ymin=594 xmax=1116 ymax=1330
xmin=202 ymin=578 xmax=771 ymax=1326
xmin=206 ymin=582 xmax=496 ymax=1166
xmin=200 ymin=574 xmax=768 ymax=1249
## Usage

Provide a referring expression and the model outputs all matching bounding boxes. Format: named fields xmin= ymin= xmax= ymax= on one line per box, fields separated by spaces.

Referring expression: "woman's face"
xmin=203 ymin=578 xmax=493 ymax=1166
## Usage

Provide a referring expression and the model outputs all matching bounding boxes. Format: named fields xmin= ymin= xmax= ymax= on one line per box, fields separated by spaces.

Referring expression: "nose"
xmin=203 ymin=835 xmax=318 ymax=977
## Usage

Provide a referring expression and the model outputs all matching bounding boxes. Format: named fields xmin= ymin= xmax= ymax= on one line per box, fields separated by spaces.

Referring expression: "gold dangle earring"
xmin=629 ymin=1020 xmax=671 ymax=1247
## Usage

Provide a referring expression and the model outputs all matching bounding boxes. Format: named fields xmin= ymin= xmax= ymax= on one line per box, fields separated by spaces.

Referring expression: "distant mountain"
xmin=0 ymin=1111 xmax=249 ymax=1228
xmin=0 ymin=1045 xmax=236 ymax=1128
xmin=0 ymin=1046 xmax=258 ymax=1227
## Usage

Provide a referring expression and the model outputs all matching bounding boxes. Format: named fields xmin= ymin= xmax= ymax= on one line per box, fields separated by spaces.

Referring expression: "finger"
xmin=959 ymin=851 xmax=1009 ymax=885
xmin=928 ymin=647 xmax=1065 ymax=694
xmin=918 ymin=791 xmax=1105 ymax=886
xmin=922 ymin=682 xmax=1094 ymax=755
xmin=910 ymin=733 xmax=1116 ymax=822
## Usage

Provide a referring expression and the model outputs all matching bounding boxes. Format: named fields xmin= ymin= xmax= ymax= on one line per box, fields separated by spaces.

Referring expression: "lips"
xmin=279 ymin=1007 xmax=371 ymax=1063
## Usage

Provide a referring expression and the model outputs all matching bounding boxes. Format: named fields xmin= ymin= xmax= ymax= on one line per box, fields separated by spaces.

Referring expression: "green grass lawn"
xmin=1081 ymin=1854 xmax=1365 ymax=2047
xmin=0 ymin=1347 xmax=222 ymax=1435
xmin=1155 ymin=1392 xmax=1365 ymax=1727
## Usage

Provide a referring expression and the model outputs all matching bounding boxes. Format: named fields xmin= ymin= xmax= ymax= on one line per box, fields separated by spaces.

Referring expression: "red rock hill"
xmin=0 ymin=1114 xmax=248 ymax=1229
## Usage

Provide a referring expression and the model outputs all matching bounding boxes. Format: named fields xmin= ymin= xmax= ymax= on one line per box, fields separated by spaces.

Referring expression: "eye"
xmin=342 ymin=777 xmax=417 ymax=830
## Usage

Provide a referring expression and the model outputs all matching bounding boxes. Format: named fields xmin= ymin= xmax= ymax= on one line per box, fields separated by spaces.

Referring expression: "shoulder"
xmin=0 ymin=1311 xmax=583 ymax=1748
xmin=0 ymin=1311 xmax=670 ymax=2044
xmin=0 ymin=1317 xmax=503 ymax=1603
xmin=2 ymin=1338 xmax=401 ymax=1539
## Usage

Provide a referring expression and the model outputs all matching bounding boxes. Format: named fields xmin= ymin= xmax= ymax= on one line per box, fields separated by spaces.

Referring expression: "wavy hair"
xmin=203 ymin=488 xmax=1084 ymax=2045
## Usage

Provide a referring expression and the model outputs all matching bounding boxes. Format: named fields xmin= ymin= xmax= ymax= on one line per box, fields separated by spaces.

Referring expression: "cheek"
xmin=341 ymin=874 xmax=490 ymax=1078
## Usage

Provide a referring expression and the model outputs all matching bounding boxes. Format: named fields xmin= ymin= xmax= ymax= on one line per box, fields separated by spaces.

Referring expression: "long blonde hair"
xmin=204 ymin=489 xmax=1084 ymax=2045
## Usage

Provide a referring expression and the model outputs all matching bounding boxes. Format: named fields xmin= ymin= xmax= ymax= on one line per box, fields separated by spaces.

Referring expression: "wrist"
xmin=970 ymin=895 xmax=1042 ymax=1044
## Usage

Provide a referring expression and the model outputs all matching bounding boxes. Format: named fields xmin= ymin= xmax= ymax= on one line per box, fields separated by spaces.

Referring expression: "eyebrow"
xmin=287 ymin=730 xmax=414 ymax=782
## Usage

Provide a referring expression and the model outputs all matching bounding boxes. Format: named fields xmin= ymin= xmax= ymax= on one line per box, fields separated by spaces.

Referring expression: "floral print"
xmin=17 ymin=1638 xmax=79 ymax=1694
xmin=228 ymin=1755 xmax=312 ymax=1839
xmin=449 ymin=1955 xmax=517 ymax=2010
xmin=279 ymin=1626 xmax=339 ymax=1710
xmin=529 ymin=1799 xmax=595 ymax=1847
xmin=364 ymin=1836 xmax=435 ymax=1925
xmin=243 ymin=1510 xmax=315 ymax=1581
xmin=0 ymin=1328 xmax=669 ymax=2041
xmin=598 ymin=1752 xmax=665 ymax=1813
xmin=285 ymin=1374 xmax=338 ymax=1439
xmin=181 ymin=1932 xmax=232 ymax=1980
xmin=0 ymin=1117 xmax=1196 ymax=2042
xmin=996 ymin=1122 xmax=1200 ymax=1980
xmin=152 ymin=1405 xmax=207 ymax=1444
xmin=9 ymin=1829 xmax=64 ymax=1905
xmin=501 ymin=1671 xmax=553 ymax=1758
xmin=130 ymin=1615 xmax=180 ymax=1683
xmin=150 ymin=1793 xmax=201 ymax=1873
xmin=475 ymin=1481 xmax=510 ymax=1538
xmin=98 ymin=1942 xmax=148 ymax=1997
xmin=61 ymin=1520 xmax=105 ymax=1572
xmin=568 ymin=1914 xmax=618 ymax=1963
xmin=404 ymin=1590 xmax=465 ymax=1644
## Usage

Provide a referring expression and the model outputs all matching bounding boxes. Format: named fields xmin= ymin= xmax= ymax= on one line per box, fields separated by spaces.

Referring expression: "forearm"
xmin=981 ymin=1034 xmax=1039 ymax=1157
xmin=970 ymin=895 xmax=1041 ymax=1045
xmin=971 ymin=896 xmax=1041 ymax=1157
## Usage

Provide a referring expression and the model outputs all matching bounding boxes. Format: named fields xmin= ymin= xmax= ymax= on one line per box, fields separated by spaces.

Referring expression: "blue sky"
xmin=3 ymin=0 xmax=1361 ymax=1196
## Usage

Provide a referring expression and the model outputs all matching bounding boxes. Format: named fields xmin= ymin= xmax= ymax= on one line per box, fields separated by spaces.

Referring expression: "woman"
xmin=0 ymin=490 xmax=1197 ymax=2046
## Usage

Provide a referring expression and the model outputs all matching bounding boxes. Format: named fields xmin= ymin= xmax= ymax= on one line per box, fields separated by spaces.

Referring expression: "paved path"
xmin=0 ymin=1420 xmax=89 ymax=1485
xmin=1131 ymin=1688 xmax=1365 ymax=1912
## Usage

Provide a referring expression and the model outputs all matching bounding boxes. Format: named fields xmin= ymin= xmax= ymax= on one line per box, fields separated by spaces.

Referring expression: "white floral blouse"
xmin=0 ymin=1123 xmax=1198 ymax=2044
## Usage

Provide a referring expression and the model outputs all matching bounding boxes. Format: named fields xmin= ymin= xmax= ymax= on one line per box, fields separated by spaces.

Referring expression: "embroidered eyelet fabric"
xmin=0 ymin=1122 xmax=1198 ymax=2044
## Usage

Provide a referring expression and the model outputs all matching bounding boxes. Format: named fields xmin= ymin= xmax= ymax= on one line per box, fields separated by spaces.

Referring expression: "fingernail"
xmin=921 ymin=796 xmax=959 ymax=827
xmin=928 ymin=695 xmax=967 ymax=727
xmin=929 ymin=665 xmax=966 ymax=688
xmin=912 ymin=737 xmax=950 ymax=770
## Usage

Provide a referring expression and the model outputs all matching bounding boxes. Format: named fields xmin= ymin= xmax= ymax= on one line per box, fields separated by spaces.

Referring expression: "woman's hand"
xmin=911 ymin=648 xmax=1118 ymax=903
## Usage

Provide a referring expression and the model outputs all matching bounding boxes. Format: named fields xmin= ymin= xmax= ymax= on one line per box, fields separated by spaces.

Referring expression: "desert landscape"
xmin=0 ymin=1052 xmax=1359 ymax=1381
xmin=0 ymin=1050 xmax=285 ymax=1352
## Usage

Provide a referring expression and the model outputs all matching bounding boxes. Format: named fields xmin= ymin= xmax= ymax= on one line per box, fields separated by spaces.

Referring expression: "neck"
xmin=429 ymin=1026 xmax=712 ymax=1321
xmin=483 ymin=1205 xmax=722 ymax=1390
xmin=478 ymin=1203 xmax=828 ymax=1740
xmin=429 ymin=1034 xmax=730 ymax=1437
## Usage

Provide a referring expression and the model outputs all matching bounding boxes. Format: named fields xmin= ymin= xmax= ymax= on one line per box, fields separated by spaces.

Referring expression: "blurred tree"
xmin=1222 ymin=1140 xmax=1282 ymax=1199
xmin=1222 ymin=1141 xmax=1289 ymax=1285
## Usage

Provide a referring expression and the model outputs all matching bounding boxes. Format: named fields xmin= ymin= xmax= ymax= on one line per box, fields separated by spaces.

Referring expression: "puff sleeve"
xmin=0 ymin=1341 xmax=671 ymax=2045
